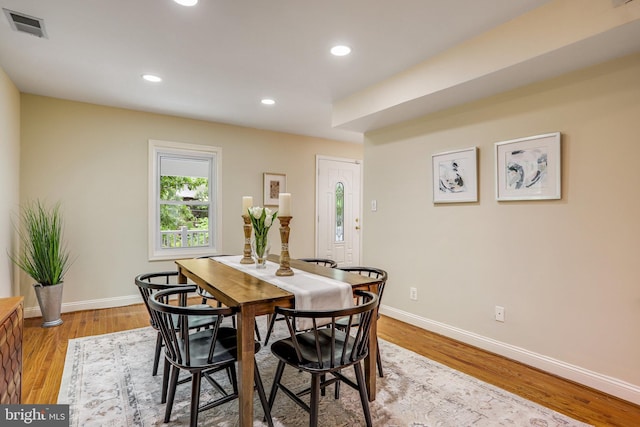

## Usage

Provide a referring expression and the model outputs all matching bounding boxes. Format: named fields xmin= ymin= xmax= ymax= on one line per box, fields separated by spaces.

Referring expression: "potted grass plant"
xmin=9 ymin=200 xmax=72 ymax=327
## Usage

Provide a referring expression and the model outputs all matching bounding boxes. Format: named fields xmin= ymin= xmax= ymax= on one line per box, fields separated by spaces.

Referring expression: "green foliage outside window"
xmin=160 ymin=176 xmax=209 ymax=231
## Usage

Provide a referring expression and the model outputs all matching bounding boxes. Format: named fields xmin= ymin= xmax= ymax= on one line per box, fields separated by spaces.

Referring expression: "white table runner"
xmin=213 ymin=255 xmax=354 ymax=329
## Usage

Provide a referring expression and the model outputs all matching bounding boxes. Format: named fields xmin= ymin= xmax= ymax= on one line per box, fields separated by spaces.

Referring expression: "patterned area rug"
xmin=58 ymin=320 xmax=591 ymax=427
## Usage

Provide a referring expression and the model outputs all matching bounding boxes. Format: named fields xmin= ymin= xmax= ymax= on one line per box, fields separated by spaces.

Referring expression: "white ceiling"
xmin=0 ymin=0 xmax=590 ymax=143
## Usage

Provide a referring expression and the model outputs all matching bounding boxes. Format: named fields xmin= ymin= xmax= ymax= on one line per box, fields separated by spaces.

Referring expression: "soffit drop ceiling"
xmin=1 ymin=0 xmax=637 ymax=142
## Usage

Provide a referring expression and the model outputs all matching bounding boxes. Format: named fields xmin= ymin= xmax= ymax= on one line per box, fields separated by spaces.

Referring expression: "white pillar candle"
xmin=279 ymin=193 xmax=291 ymax=216
xmin=242 ymin=196 xmax=253 ymax=215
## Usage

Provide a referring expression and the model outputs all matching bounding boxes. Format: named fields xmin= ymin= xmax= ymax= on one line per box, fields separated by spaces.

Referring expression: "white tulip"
xmin=251 ymin=207 xmax=263 ymax=219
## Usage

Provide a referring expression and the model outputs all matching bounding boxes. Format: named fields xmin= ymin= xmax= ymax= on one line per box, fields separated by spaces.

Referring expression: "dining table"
xmin=175 ymin=254 xmax=383 ymax=427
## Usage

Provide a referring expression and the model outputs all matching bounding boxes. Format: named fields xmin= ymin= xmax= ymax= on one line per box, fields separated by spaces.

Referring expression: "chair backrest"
xmin=337 ymin=267 xmax=388 ymax=303
xmin=148 ymin=285 xmax=236 ymax=368
xmin=134 ymin=271 xmax=184 ymax=328
xmin=298 ymin=258 xmax=338 ymax=268
xmin=274 ymin=290 xmax=378 ymax=371
xmin=196 ymin=254 xmax=231 ymax=259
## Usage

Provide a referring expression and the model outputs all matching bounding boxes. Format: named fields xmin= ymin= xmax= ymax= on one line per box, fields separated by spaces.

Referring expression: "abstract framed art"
xmin=494 ymin=132 xmax=561 ymax=201
xmin=263 ymin=172 xmax=286 ymax=206
xmin=432 ymin=147 xmax=478 ymax=203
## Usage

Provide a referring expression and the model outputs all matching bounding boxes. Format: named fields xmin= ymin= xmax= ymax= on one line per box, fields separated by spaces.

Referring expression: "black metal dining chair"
xmin=134 ymin=271 xmax=218 ymax=403
xmin=263 ymin=258 xmax=338 ymax=346
xmin=267 ymin=290 xmax=378 ymax=427
xmin=336 ymin=267 xmax=388 ymax=378
xmin=297 ymin=258 xmax=338 ymax=268
xmin=149 ymin=285 xmax=273 ymax=427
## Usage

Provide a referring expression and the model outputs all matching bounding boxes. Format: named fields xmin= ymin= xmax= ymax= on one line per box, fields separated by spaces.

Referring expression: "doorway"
xmin=316 ymin=156 xmax=362 ymax=266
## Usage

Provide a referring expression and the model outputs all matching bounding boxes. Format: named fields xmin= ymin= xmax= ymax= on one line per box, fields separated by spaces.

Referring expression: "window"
xmin=335 ymin=182 xmax=344 ymax=242
xmin=149 ymin=140 xmax=222 ymax=260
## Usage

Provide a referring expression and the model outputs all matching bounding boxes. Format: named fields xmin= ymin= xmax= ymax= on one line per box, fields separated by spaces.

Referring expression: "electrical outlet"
xmin=495 ymin=305 xmax=505 ymax=322
xmin=410 ymin=287 xmax=418 ymax=301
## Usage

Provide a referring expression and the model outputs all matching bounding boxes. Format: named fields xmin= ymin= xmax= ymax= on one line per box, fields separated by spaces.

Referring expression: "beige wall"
xmin=364 ymin=53 xmax=640 ymax=400
xmin=0 ymin=67 xmax=20 ymax=298
xmin=19 ymin=95 xmax=362 ymax=309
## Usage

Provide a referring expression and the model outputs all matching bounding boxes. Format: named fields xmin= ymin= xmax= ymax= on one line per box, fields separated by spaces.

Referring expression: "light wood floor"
xmin=22 ymin=304 xmax=640 ymax=426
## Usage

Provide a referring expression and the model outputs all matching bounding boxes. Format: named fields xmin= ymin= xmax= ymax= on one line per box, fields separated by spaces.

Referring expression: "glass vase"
xmin=251 ymin=237 xmax=270 ymax=269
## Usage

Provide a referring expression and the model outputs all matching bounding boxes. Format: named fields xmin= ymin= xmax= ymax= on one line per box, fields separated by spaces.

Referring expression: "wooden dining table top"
xmin=175 ymin=255 xmax=381 ymax=312
xmin=176 ymin=256 xmax=291 ymax=309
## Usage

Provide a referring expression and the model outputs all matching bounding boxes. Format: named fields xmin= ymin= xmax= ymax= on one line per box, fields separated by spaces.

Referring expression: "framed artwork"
xmin=495 ymin=132 xmax=561 ymax=201
xmin=263 ymin=173 xmax=286 ymax=206
xmin=432 ymin=147 xmax=478 ymax=203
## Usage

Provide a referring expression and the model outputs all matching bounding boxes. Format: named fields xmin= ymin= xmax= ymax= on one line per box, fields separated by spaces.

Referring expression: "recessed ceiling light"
xmin=261 ymin=98 xmax=276 ymax=105
xmin=330 ymin=45 xmax=351 ymax=56
xmin=174 ymin=0 xmax=198 ymax=6
xmin=142 ymin=74 xmax=162 ymax=83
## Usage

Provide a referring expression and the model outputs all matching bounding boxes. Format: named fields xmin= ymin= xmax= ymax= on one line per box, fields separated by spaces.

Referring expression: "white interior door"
xmin=316 ymin=156 xmax=362 ymax=266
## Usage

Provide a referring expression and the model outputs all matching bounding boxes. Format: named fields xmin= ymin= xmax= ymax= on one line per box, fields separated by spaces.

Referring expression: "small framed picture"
xmin=263 ymin=173 xmax=286 ymax=206
xmin=495 ymin=132 xmax=561 ymax=201
xmin=432 ymin=147 xmax=478 ymax=203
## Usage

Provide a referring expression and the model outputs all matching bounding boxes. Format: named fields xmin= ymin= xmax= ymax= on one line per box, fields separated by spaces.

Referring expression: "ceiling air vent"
xmin=3 ymin=9 xmax=48 ymax=38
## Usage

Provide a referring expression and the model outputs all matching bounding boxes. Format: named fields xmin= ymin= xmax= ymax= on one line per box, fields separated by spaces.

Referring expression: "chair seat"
xmin=177 ymin=327 xmax=262 ymax=368
xmin=177 ymin=327 xmax=238 ymax=368
xmin=150 ymin=305 xmax=218 ymax=330
xmin=172 ymin=304 xmax=216 ymax=329
xmin=335 ymin=314 xmax=360 ymax=327
xmin=271 ymin=329 xmax=359 ymax=372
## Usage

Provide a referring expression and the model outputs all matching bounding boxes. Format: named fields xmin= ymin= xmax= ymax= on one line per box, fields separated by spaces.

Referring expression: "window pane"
xmin=160 ymin=204 xmax=209 ymax=248
xmin=160 ymin=176 xmax=209 ymax=202
xmin=335 ymin=182 xmax=344 ymax=242
xmin=159 ymin=156 xmax=209 ymax=202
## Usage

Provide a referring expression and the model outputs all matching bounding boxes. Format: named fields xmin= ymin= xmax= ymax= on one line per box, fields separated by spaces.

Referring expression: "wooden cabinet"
xmin=0 ymin=297 xmax=23 ymax=404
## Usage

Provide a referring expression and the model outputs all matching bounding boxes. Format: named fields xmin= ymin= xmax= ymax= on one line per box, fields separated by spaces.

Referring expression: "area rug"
xmin=58 ymin=320 xmax=591 ymax=427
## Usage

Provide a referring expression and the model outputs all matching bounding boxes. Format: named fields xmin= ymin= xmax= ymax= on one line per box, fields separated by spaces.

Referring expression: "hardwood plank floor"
xmin=22 ymin=303 xmax=150 ymax=405
xmin=22 ymin=305 xmax=640 ymax=426
xmin=377 ymin=318 xmax=640 ymax=426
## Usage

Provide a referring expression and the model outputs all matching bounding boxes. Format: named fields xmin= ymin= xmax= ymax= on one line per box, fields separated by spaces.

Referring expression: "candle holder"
xmin=240 ymin=215 xmax=254 ymax=264
xmin=276 ymin=216 xmax=294 ymax=276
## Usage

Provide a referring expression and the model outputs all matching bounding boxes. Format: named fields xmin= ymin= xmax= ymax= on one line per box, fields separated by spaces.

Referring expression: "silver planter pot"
xmin=33 ymin=282 xmax=64 ymax=327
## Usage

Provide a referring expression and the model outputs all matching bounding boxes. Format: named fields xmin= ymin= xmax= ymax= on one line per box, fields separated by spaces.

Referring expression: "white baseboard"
xmin=24 ymin=294 xmax=142 ymax=319
xmin=380 ymin=304 xmax=640 ymax=406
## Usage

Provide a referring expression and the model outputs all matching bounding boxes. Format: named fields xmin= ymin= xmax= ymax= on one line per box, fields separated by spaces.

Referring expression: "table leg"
xmin=237 ymin=304 xmax=256 ymax=427
xmin=177 ymin=266 xmax=187 ymax=285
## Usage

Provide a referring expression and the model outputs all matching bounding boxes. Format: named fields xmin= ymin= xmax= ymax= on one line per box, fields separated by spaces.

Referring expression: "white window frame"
xmin=148 ymin=139 xmax=222 ymax=261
